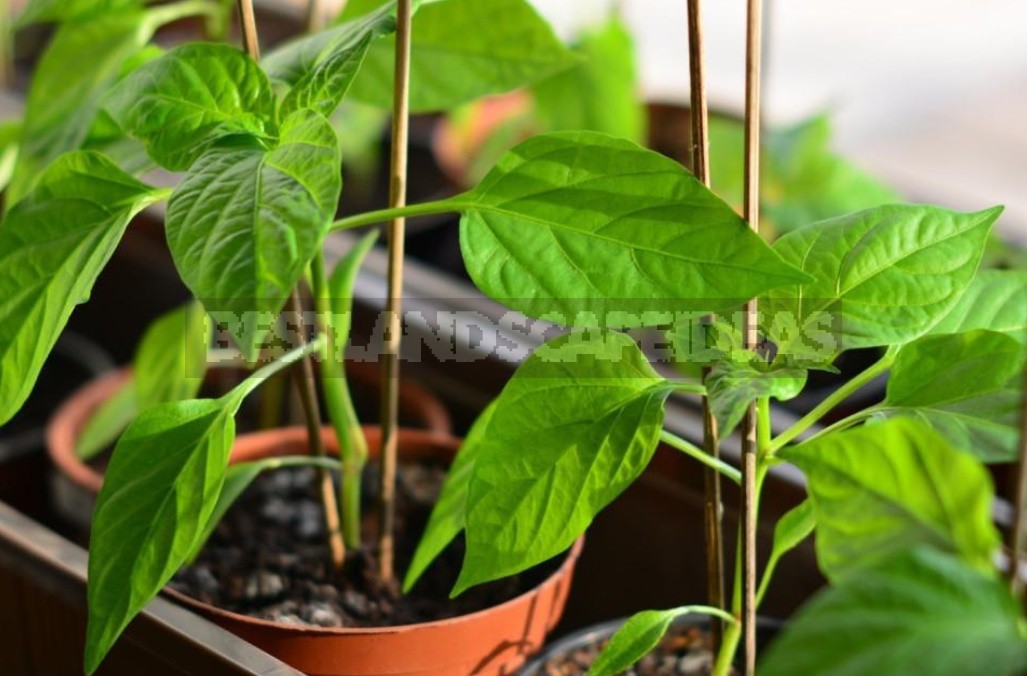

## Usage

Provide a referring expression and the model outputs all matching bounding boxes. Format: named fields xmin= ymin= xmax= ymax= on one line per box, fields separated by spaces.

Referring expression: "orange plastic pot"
xmin=46 ymin=362 xmax=451 ymax=497
xmin=162 ymin=425 xmax=583 ymax=676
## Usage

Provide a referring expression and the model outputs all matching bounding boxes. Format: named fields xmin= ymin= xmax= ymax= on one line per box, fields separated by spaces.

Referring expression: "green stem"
xmin=331 ymin=197 xmax=466 ymax=232
xmin=311 ymin=252 xmax=368 ymax=549
xmin=712 ymin=458 xmax=771 ymax=676
xmin=248 ymin=455 xmax=344 ymax=473
xmin=767 ymin=352 xmax=893 ymax=454
xmin=757 ymin=396 xmax=772 ymax=457
xmin=660 ymin=430 xmax=741 ymax=484
xmin=801 ymin=408 xmax=875 ymax=446
xmin=669 ymin=605 xmax=739 ymax=626
xmin=223 ymin=336 xmax=325 ymax=405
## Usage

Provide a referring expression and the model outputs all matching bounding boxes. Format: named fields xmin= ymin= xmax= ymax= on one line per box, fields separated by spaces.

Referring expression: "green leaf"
xmin=76 ymin=381 xmax=137 ymax=460
xmin=85 ymin=397 xmax=239 ymax=675
xmin=768 ymin=499 xmax=816 ymax=563
xmin=590 ymin=606 xmax=733 ymax=676
xmin=327 ymin=231 xmax=380 ymax=351
xmin=7 ymin=11 xmax=161 ymax=204
xmin=404 ymin=401 xmax=495 ymax=592
xmin=531 ymin=15 xmax=646 ymax=145
xmin=166 ymin=109 xmax=342 ymax=359
xmin=0 ymin=152 xmax=163 ymax=426
xmin=347 ymin=0 xmax=577 ymax=113
xmin=873 ymin=330 xmax=1024 ymax=462
xmin=457 ymin=131 xmax=810 ymax=326
xmin=15 ymin=0 xmax=139 ymax=27
xmin=75 ymin=302 xmax=211 ymax=460
xmin=929 ymin=269 xmax=1027 ymax=343
xmin=781 ymin=418 xmax=1000 ymax=582
xmin=454 ymin=330 xmax=680 ymax=594
xmin=105 ymin=43 xmax=278 ymax=171
xmin=760 ymin=548 xmax=1027 ymax=676
xmin=280 ymin=7 xmax=398 ymax=119
xmin=0 ymin=119 xmax=19 ymax=194
xmin=764 ymin=204 xmax=1000 ymax=361
xmin=705 ymin=359 xmax=806 ymax=436
xmin=84 ymin=338 xmax=320 ymax=674
xmin=135 ymin=300 xmax=212 ymax=409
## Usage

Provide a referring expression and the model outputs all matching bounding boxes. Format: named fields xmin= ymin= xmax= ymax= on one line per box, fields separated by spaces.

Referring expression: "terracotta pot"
xmin=162 ymin=425 xmax=584 ymax=676
xmin=46 ymin=362 xmax=451 ymax=503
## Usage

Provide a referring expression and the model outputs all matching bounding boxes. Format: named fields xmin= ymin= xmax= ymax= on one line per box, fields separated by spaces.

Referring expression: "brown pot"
xmin=46 ymin=362 xmax=451 ymax=501
xmin=169 ymin=425 xmax=583 ymax=676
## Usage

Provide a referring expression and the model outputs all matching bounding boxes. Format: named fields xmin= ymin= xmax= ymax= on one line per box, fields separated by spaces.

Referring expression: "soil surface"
xmin=169 ymin=460 xmax=556 ymax=628
xmin=537 ymin=624 xmax=733 ymax=676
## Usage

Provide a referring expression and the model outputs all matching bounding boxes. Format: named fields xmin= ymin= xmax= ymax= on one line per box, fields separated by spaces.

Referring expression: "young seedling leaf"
xmin=705 ymin=359 xmax=806 ymax=436
xmin=7 ymin=11 xmax=161 ymax=203
xmin=759 ymin=548 xmax=1027 ymax=676
xmin=590 ymin=607 xmax=734 ymax=676
xmin=84 ymin=339 xmax=320 ymax=674
xmin=166 ymin=109 xmax=342 ymax=359
xmin=404 ymin=402 xmax=495 ymax=592
xmin=763 ymin=204 xmax=999 ymax=361
xmin=453 ymin=330 xmax=681 ymax=594
xmin=0 ymin=152 xmax=164 ymax=426
xmin=929 ymin=269 xmax=1027 ymax=343
xmin=768 ymin=499 xmax=816 ymax=564
xmin=135 ymin=300 xmax=212 ymax=409
xmin=105 ymin=43 xmax=278 ymax=171
xmin=327 ymin=231 xmax=380 ymax=354
xmin=781 ymin=419 xmax=1000 ymax=582
xmin=347 ymin=0 xmax=577 ymax=113
xmin=457 ymin=131 xmax=810 ymax=327
xmin=85 ymin=398 xmax=239 ymax=675
xmin=531 ymin=15 xmax=646 ymax=145
xmin=873 ymin=330 xmax=1024 ymax=462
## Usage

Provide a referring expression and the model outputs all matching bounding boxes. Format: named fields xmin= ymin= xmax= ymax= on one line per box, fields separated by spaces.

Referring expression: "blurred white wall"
xmin=532 ymin=0 xmax=1027 ymax=238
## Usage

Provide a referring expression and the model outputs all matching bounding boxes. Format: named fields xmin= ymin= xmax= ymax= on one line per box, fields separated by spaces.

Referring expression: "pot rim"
xmin=164 ymin=424 xmax=585 ymax=637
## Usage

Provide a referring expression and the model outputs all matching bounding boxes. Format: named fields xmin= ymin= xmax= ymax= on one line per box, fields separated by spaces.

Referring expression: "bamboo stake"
xmin=687 ymin=0 xmax=725 ymax=651
xmin=378 ymin=0 xmax=414 ymax=585
xmin=235 ymin=0 xmax=345 ymax=569
xmin=304 ymin=0 xmax=326 ymax=34
xmin=1008 ymin=359 xmax=1027 ymax=597
xmin=740 ymin=0 xmax=763 ymax=672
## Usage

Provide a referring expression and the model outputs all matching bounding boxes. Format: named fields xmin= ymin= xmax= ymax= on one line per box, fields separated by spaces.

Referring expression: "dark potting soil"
xmin=168 ymin=460 xmax=558 ymax=628
xmin=538 ymin=624 xmax=731 ymax=676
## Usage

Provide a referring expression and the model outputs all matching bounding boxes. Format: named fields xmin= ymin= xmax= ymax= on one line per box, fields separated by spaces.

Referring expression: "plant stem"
xmin=332 ymin=198 xmax=464 ymax=232
xmin=660 ymin=430 xmax=741 ymax=484
xmin=671 ymin=605 xmax=739 ymax=626
xmin=687 ymin=0 xmax=725 ymax=649
xmin=800 ymin=408 xmax=874 ymax=446
xmin=312 ymin=252 xmax=369 ymax=549
xmin=288 ymin=293 xmax=347 ymax=568
xmin=1008 ymin=359 xmax=1027 ymax=596
xmin=767 ymin=352 xmax=893 ymax=454
xmin=236 ymin=0 xmax=260 ymax=59
xmin=378 ymin=0 xmax=414 ymax=585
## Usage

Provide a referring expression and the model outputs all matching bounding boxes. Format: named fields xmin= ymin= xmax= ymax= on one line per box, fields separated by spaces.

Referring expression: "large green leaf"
xmin=85 ymin=398 xmax=237 ymax=675
xmin=531 ymin=15 xmax=646 ymax=146
xmin=0 ymin=152 xmax=163 ymax=426
xmin=105 ymin=43 xmax=278 ymax=171
xmin=873 ymin=330 xmax=1024 ymax=462
xmin=760 ymin=548 xmax=1027 ymax=676
xmin=347 ymin=0 xmax=577 ymax=113
xmin=403 ymin=401 xmax=494 ymax=592
xmin=166 ymin=109 xmax=342 ymax=359
xmin=456 ymin=131 xmax=809 ymax=326
xmin=76 ymin=301 xmax=211 ymax=460
xmin=7 ymin=11 xmax=160 ymax=203
xmin=705 ymin=358 xmax=806 ymax=436
xmin=454 ymin=330 xmax=685 ymax=594
xmin=781 ymin=419 xmax=1000 ymax=582
xmin=84 ymin=340 xmax=319 ymax=674
xmin=930 ymin=269 xmax=1027 ymax=343
xmin=764 ymin=204 xmax=999 ymax=361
